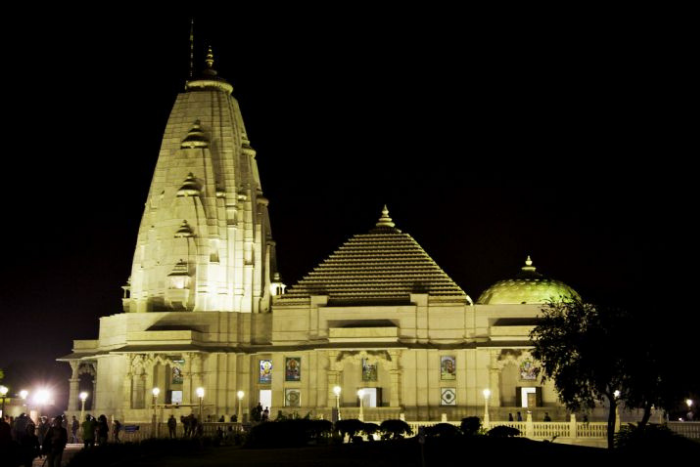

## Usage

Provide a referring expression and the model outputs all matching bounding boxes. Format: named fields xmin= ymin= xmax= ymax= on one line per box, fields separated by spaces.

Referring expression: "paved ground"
xmin=32 ymin=443 xmax=82 ymax=467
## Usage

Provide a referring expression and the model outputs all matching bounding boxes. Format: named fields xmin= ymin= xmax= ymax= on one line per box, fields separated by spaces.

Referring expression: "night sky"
xmin=1 ymin=12 xmax=695 ymax=409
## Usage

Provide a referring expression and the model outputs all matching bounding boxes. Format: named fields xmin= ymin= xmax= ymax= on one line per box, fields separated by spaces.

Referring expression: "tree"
xmin=530 ymin=298 xmax=629 ymax=449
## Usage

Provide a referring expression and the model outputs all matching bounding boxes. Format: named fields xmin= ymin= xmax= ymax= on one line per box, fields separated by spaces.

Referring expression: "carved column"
xmin=388 ymin=350 xmax=402 ymax=408
xmin=488 ymin=351 xmax=501 ymax=409
xmin=68 ymin=361 xmax=80 ymax=412
xmin=90 ymin=361 xmax=98 ymax=412
xmin=145 ymin=358 xmax=155 ymax=408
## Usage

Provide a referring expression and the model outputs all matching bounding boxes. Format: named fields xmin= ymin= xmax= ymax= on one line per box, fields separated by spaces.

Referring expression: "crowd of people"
xmin=0 ymin=412 xmax=123 ymax=467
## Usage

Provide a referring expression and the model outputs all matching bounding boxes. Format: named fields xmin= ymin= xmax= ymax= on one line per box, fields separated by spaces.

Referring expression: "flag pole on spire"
xmin=189 ymin=17 xmax=195 ymax=80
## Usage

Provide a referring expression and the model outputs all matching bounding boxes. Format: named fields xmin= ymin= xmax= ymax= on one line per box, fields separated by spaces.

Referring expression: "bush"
xmin=460 ymin=417 xmax=482 ymax=436
xmin=424 ymin=423 xmax=461 ymax=438
xmin=362 ymin=423 xmax=380 ymax=438
xmin=379 ymin=419 xmax=413 ymax=440
xmin=335 ymin=419 xmax=366 ymax=439
xmin=487 ymin=425 xmax=521 ymax=438
xmin=614 ymin=423 xmax=695 ymax=453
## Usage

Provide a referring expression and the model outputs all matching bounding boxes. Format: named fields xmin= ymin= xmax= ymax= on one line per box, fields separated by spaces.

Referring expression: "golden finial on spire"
xmin=206 ymin=45 xmax=215 ymax=69
xmin=376 ymin=205 xmax=396 ymax=228
xmin=522 ymin=255 xmax=536 ymax=272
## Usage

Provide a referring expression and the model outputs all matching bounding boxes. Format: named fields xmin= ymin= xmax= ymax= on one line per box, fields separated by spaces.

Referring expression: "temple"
xmin=59 ymin=48 xmax=581 ymax=423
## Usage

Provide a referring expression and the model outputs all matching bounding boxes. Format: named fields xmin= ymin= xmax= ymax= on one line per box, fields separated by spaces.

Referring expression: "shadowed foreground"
xmin=65 ymin=433 xmax=700 ymax=467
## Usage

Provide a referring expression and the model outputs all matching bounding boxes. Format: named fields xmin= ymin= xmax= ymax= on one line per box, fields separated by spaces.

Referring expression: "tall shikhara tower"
xmin=124 ymin=47 xmax=277 ymax=314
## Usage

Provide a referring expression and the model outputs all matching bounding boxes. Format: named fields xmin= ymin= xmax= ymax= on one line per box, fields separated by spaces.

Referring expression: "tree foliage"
xmin=530 ymin=298 xmax=629 ymax=448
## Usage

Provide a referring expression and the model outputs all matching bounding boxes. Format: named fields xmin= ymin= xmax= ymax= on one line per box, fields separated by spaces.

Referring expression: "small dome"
xmin=477 ymin=256 xmax=580 ymax=305
xmin=181 ymin=121 xmax=209 ymax=149
xmin=177 ymin=173 xmax=201 ymax=197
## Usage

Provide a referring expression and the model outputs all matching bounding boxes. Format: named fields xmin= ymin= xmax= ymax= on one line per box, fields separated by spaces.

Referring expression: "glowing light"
xmin=20 ymin=390 xmax=29 ymax=400
xmin=333 ymin=386 xmax=341 ymax=397
xmin=152 ymin=387 xmax=160 ymax=397
xmin=614 ymin=390 xmax=620 ymax=399
xmin=687 ymin=399 xmax=693 ymax=408
xmin=237 ymin=391 xmax=244 ymax=400
xmin=196 ymin=387 xmax=205 ymax=398
xmin=79 ymin=392 xmax=88 ymax=402
xmin=357 ymin=389 xmax=365 ymax=398
xmin=483 ymin=389 xmax=491 ymax=399
xmin=0 ymin=386 xmax=8 ymax=396
xmin=34 ymin=389 xmax=50 ymax=405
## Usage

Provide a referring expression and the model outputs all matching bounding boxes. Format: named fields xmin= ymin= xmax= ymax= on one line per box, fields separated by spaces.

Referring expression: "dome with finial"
xmin=186 ymin=45 xmax=233 ymax=94
xmin=477 ymin=256 xmax=580 ymax=305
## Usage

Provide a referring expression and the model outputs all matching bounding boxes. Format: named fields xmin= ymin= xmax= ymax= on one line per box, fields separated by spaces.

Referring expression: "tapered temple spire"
xmin=123 ymin=49 xmax=276 ymax=313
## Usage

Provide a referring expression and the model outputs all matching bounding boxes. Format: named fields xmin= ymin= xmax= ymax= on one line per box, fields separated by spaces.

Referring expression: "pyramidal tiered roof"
xmin=280 ymin=207 xmax=468 ymax=305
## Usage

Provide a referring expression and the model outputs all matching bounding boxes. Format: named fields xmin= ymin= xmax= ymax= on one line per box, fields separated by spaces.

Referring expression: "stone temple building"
xmin=59 ymin=49 xmax=580 ymax=423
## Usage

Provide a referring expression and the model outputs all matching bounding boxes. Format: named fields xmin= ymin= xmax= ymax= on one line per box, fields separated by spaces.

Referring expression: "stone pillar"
xmin=91 ymin=361 xmax=98 ymax=412
xmin=488 ymin=351 xmax=501 ymax=411
xmin=68 ymin=361 xmax=80 ymax=412
xmin=526 ymin=411 xmax=534 ymax=438
xmin=570 ymin=413 xmax=577 ymax=438
xmin=388 ymin=350 xmax=402 ymax=409
xmin=389 ymin=370 xmax=401 ymax=408
xmin=122 ymin=373 xmax=133 ymax=412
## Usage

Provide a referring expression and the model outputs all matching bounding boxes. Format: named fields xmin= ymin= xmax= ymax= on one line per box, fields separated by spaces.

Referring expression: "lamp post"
xmin=613 ymin=390 xmax=621 ymax=432
xmin=79 ymin=392 xmax=88 ymax=422
xmin=357 ymin=389 xmax=365 ymax=422
xmin=196 ymin=387 xmax=205 ymax=421
xmin=483 ymin=389 xmax=491 ymax=428
xmin=152 ymin=388 xmax=160 ymax=437
xmin=237 ymin=391 xmax=244 ymax=423
xmin=333 ymin=386 xmax=342 ymax=421
xmin=687 ymin=399 xmax=694 ymax=420
xmin=0 ymin=386 xmax=8 ymax=419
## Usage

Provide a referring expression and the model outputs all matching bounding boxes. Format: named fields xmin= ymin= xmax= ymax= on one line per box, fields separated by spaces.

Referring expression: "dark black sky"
xmin=1 ymin=11 xmax=696 ymax=405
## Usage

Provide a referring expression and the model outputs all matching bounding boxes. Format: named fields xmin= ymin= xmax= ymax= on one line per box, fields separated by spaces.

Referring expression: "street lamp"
xmin=483 ymin=389 xmax=491 ymax=428
xmin=333 ymin=386 xmax=342 ymax=421
xmin=79 ymin=392 xmax=89 ymax=422
xmin=152 ymin=388 xmax=160 ymax=437
xmin=687 ymin=399 xmax=694 ymax=420
xmin=357 ymin=389 xmax=365 ymax=421
xmin=196 ymin=387 xmax=205 ymax=421
xmin=0 ymin=386 xmax=8 ymax=419
xmin=237 ymin=391 xmax=244 ymax=423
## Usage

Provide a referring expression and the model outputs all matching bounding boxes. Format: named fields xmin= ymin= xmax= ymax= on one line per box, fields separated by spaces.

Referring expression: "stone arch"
xmin=334 ymin=351 xmax=394 ymax=408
